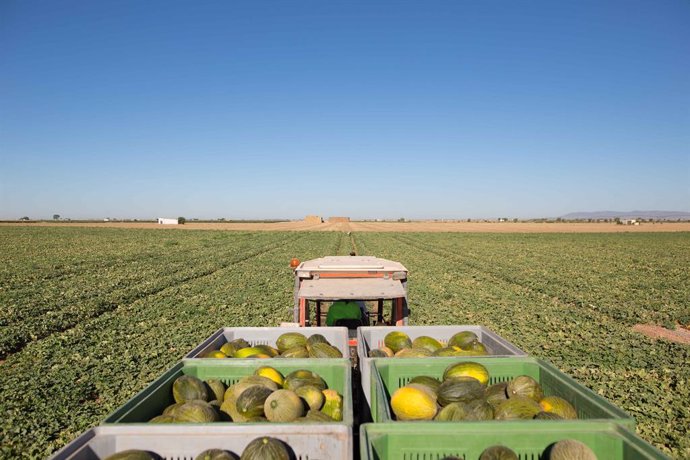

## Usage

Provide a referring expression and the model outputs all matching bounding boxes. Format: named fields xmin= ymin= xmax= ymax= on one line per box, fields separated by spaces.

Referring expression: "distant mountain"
xmin=560 ymin=210 xmax=690 ymax=220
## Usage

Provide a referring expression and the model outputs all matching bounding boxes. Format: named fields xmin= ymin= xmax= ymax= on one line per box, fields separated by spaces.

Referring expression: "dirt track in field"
xmin=3 ymin=221 xmax=690 ymax=232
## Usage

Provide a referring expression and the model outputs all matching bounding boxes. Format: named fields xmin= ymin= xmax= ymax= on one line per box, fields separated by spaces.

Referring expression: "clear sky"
xmin=1 ymin=0 xmax=688 ymax=220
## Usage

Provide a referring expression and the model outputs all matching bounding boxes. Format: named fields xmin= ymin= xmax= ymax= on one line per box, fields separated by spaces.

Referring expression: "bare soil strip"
xmin=633 ymin=324 xmax=690 ymax=345
xmin=3 ymin=221 xmax=690 ymax=232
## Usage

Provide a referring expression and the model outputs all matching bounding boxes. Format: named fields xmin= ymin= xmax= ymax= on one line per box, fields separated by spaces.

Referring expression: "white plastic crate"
xmin=50 ymin=424 xmax=352 ymax=460
xmin=357 ymin=325 xmax=527 ymax=406
xmin=185 ymin=326 xmax=349 ymax=358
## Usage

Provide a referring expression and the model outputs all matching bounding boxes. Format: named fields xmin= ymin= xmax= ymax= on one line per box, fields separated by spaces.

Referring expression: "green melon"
xmin=283 ymin=370 xmax=326 ymax=391
xmin=539 ymin=396 xmax=578 ymax=419
xmin=103 ymin=450 xmax=156 ymax=460
xmin=236 ymin=386 xmax=273 ymax=419
xmin=394 ymin=347 xmax=432 ymax=358
xmin=437 ymin=376 xmax=485 ymax=406
xmin=275 ymin=332 xmax=308 ymax=353
xmin=485 ymin=382 xmax=509 ymax=408
xmin=479 ymin=445 xmax=519 ymax=460
xmin=433 ymin=347 xmax=461 ymax=357
xmin=264 ymin=389 xmax=305 ymax=422
xmin=411 ymin=336 xmax=443 ymax=353
xmin=465 ymin=341 xmax=489 ymax=354
xmin=295 ymin=385 xmax=325 ymax=410
xmin=548 ymin=439 xmax=597 ymax=460
xmin=205 ymin=379 xmax=226 ymax=402
xmin=307 ymin=334 xmax=330 ymax=346
xmin=148 ymin=414 xmax=176 ymax=423
xmin=494 ymin=396 xmax=541 ymax=420
xmin=297 ymin=409 xmax=335 ymax=423
xmin=463 ymin=398 xmax=494 ymax=420
xmin=220 ymin=342 xmax=238 ymax=357
xmin=434 ymin=402 xmax=468 ymax=421
xmin=195 ymin=449 xmax=239 ymax=460
xmin=280 ymin=346 xmax=309 ymax=358
xmin=174 ymin=400 xmax=219 ymax=423
xmin=507 ymin=375 xmax=544 ymax=402
xmin=173 ymin=375 xmax=209 ymax=403
xmin=306 ymin=342 xmax=343 ymax=358
xmin=254 ymin=344 xmax=280 ymax=357
xmin=443 ymin=361 xmax=490 ymax=385
xmin=448 ymin=331 xmax=479 ymax=349
xmin=408 ymin=375 xmax=442 ymax=395
xmin=383 ymin=331 xmax=412 ymax=353
xmin=240 ymin=437 xmax=291 ymax=460
xmin=229 ymin=338 xmax=251 ymax=350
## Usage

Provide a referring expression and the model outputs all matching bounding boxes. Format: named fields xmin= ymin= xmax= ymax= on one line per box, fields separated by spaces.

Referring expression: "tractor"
xmin=287 ymin=256 xmax=409 ymax=343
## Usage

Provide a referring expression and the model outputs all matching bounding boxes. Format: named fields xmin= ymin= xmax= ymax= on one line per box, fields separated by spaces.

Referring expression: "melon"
xmin=254 ymin=345 xmax=279 ymax=357
xmin=307 ymin=334 xmax=330 ymax=346
xmin=443 ymin=361 xmax=490 ymax=385
xmin=236 ymin=386 xmax=273 ymax=419
xmin=173 ymin=375 xmax=209 ymax=403
xmin=148 ymin=414 xmax=176 ymax=423
xmin=411 ymin=336 xmax=443 ymax=353
xmin=479 ymin=445 xmax=519 ymax=460
xmin=448 ymin=331 xmax=479 ymax=349
xmin=437 ymin=376 xmax=485 ymax=406
xmin=280 ymin=346 xmax=309 ymax=358
xmin=434 ymin=402 xmax=468 ymax=421
xmin=507 ymin=375 xmax=544 ymax=402
xmin=539 ymin=396 xmax=578 ymax=419
xmin=254 ymin=366 xmax=284 ymax=387
xmin=390 ymin=386 xmax=437 ymax=421
xmin=463 ymin=398 xmax=494 ymax=420
xmin=220 ymin=342 xmax=238 ymax=357
xmin=204 ymin=350 xmax=228 ymax=359
xmin=534 ymin=411 xmax=563 ymax=420
xmin=295 ymin=385 xmax=325 ymax=410
xmin=283 ymin=370 xmax=326 ymax=391
xmin=368 ymin=349 xmax=389 ymax=358
xmin=195 ymin=449 xmax=239 ymax=460
xmin=485 ymin=382 xmax=509 ymax=408
xmin=229 ymin=338 xmax=251 ymax=350
xmin=233 ymin=347 xmax=266 ymax=359
xmin=205 ymin=379 xmax=226 ymax=402
xmin=320 ymin=389 xmax=343 ymax=421
xmin=384 ymin=331 xmax=412 ymax=353
xmin=494 ymin=396 xmax=541 ymax=420
xmin=275 ymin=332 xmax=307 ymax=353
xmin=394 ymin=347 xmax=432 ymax=358
xmin=240 ymin=437 xmax=291 ymax=460
xmin=306 ymin=342 xmax=343 ymax=358
xmin=548 ymin=439 xmax=597 ymax=460
xmin=408 ymin=375 xmax=441 ymax=395
xmin=174 ymin=400 xmax=219 ymax=423
xmin=264 ymin=389 xmax=305 ymax=422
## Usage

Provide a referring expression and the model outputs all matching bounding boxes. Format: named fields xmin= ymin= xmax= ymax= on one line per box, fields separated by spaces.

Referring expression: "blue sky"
xmin=1 ymin=0 xmax=688 ymax=220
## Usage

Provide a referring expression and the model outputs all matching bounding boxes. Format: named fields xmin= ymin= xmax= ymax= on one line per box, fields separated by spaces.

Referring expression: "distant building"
xmin=328 ymin=217 xmax=350 ymax=223
xmin=305 ymin=215 xmax=323 ymax=224
xmin=622 ymin=219 xmax=640 ymax=226
xmin=157 ymin=218 xmax=179 ymax=225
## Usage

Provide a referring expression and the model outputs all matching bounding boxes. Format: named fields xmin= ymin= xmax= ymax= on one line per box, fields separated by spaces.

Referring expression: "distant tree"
xmin=397 ymin=217 xmax=405 ymax=222
xmin=513 ymin=218 xmax=518 ymax=223
xmin=20 ymin=216 xmax=30 ymax=221
xmin=53 ymin=214 xmax=60 ymax=220
xmin=467 ymin=218 xmax=471 ymax=222
xmin=178 ymin=217 xmax=186 ymax=224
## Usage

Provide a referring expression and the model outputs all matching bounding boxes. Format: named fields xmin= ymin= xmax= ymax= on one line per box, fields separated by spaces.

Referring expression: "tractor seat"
xmin=334 ymin=318 xmax=366 ymax=330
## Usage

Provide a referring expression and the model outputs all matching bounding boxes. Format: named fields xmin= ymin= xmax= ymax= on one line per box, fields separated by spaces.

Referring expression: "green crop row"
xmin=355 ymin=232 xmax=690 ymax=458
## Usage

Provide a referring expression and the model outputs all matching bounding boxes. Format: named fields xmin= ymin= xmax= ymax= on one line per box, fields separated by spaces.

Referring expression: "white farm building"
xmin=157 ymin=218 xmax=179 ymax=225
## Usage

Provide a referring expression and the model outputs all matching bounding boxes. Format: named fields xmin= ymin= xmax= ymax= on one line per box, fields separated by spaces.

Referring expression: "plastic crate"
xmin=360 ymin=421 xmax=669 ymax=459
xmin=103 ymin=358 xmax=353 ymax=426
xmin=370 ymin=356 xmax=634 ymax=428
xmin=357 ymin=326 xmax=527 ymax=406
xmin=50 ymin=424 xmax=352 ymax=460
xmin=185 ymin=326 xmax=349 ymax=358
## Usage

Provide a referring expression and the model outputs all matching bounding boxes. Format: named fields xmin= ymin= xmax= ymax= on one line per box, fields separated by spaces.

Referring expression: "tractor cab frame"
xmin=292 ymin=256 xmax=409 ymax=330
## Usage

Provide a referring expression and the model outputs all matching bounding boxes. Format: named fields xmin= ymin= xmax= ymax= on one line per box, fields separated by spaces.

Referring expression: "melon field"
xmin=1 ymin=226 xmax=689 ymax=458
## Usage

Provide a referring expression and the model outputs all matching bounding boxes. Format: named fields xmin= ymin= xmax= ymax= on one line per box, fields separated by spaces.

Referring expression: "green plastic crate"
xmin=103 ymin=358 xmax=353 ymax=426
xmin=370 ymin=357 xmax=634 ymax=428
xmin=360 ymin=421 xmax=669 ymax=459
